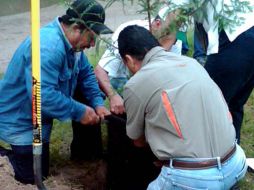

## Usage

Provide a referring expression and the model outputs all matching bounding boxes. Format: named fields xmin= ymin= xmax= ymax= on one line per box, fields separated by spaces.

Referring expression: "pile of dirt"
xmin=0 ymin=156 xmax=108 ymax=190
xmin=0 ymin=156 xmax=35 ymax=190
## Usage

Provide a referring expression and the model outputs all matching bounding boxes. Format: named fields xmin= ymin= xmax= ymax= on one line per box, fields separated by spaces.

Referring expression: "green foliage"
xmin=137 ymin=0 xmax=162 ymax=16
xmin=137 ymin=0 xmax=164 ymax=30
xmin=105 ymin=0 xmax=253 ymax=35
xmin=219 ymin=0 xmax=253 ymax=33
xmin=160 ymin=0 xmax=253 ymax=32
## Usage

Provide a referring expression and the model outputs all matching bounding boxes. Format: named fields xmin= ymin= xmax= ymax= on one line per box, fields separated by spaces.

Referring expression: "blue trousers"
xmin=193 ymin=23 xmax=207 ymax=66
xmin=205 ymin=27 xmax=254 ymax=143
xmin=7 ymin=143 xmax=49 ymax=184
xmin=148 ymin=144 xmax=247 ymax=190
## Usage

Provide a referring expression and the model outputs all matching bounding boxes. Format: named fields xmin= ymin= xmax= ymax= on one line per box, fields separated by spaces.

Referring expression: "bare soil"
xmin=0 ymin=155 xmax=108 ymax=190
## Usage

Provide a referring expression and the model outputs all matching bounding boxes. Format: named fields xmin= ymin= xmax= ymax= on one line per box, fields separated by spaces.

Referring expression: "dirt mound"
xmin=0 ymin=156 xmax=108 ymax=190
xmin=0 ymin=156 xmax=35 ymax=190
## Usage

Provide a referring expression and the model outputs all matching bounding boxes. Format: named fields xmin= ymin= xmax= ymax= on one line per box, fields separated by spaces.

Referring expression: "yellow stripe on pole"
xmin=31 ymin=0 xmax=40 ymax=80
xmin=31 ymin=2 xmax=47 ymax=189
xmin=31 ymin=0 xmax=42 ymax=146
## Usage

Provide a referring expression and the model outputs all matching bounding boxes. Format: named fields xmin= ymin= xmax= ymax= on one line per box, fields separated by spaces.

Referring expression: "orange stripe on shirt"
xmin=161 ymin=91 xmax=183 ymax=140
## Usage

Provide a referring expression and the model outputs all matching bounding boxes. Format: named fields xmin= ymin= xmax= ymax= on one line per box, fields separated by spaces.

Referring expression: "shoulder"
xmin=40 ymin=20 xmax=65 ymax=54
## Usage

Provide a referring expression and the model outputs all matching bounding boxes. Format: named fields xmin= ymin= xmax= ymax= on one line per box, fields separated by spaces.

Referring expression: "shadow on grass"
xmin=239 ymin=91 xmax=254 ymax=189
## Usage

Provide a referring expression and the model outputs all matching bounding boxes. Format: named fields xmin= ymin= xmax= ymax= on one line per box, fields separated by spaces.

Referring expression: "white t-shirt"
xmin=98 ymin=19 xmax=182 ymax=79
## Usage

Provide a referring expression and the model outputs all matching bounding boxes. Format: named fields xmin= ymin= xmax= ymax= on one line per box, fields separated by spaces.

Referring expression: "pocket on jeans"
xmin=159 ymin=177 xmax=209 ymax=190
xmin=171 ymin=181 xmax=208 ymax=190
xmin=235 ymin=161 xmax=248 ymax=181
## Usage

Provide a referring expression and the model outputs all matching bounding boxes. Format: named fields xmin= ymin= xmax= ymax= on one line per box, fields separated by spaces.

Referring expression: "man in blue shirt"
xmin=0 ymin=0 xmax=112 ymax=184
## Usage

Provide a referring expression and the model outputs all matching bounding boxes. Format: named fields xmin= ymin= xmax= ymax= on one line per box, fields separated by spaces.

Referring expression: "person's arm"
xmin=94 ymin=65 xmax=116 ymax=99
xmin=133 ymin=134 xmax=147 ymax=147
xmin=78 ymin=53 xmax=104 ymax=106
xmin=94 ymin=65 xmax=125 ymax=114
xmin=80 ymin=105 xmax=100 ymax=125
xmin=24 ymin=45 xmax=93 ymax=123
xmin=78 ymin=53 xmax=110 ymax=119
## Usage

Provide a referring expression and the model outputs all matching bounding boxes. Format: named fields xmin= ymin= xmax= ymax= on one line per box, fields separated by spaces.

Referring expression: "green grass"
xmin=239 ymin=91 xmax=254 ymax=189
xmin=49 ymin=120 xmax=72 ymax=167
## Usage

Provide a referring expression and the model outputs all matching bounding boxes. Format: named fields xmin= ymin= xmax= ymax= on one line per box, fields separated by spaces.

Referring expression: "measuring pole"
xmin=31 ymin=0 xmax=46 ymax=189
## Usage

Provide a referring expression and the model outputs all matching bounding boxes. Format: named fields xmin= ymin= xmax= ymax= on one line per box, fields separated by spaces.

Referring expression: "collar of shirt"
xmin=55 ymin=17 xmax=74 ymax=54
xmin=142 ymin=46 xmax=165 ymax=67
xmin=55 ymin=17 xmax=78 ymax=69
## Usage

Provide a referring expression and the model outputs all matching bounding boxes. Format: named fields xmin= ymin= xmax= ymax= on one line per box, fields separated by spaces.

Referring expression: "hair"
xmin=118 ymin=25 xmax=160 ymax=61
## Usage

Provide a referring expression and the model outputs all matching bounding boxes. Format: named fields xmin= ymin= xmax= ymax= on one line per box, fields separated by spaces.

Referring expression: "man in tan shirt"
xmin=118 ymin=25 xmax=247 ymax=189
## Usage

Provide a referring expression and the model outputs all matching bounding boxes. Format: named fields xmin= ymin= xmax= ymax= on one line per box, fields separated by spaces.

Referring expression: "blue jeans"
xmin=193 ymin=23 xmax=207 ymax=66
xmin=110 ymin=77 xmax=128 ymax=96
xmin=147 ymin=145 xmax=247 ymax=190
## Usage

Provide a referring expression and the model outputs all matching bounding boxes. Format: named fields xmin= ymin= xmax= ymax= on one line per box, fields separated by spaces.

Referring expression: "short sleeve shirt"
xmin=123 ymin=47 xmax=236 ymax=160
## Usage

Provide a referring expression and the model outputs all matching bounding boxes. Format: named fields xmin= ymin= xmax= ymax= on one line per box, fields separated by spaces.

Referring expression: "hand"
xmin=109 ymin=94 xmax=125 ymax=114
xmin=80 ymin=105 xmax=100 ymax=125
xmin=133 ymin=135 xmax=147 ymax=147
xmin=95 ymin=106 xmax=110 ymax=120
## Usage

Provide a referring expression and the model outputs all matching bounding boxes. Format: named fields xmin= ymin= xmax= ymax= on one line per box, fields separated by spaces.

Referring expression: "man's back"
xmin=124 ymin=47 xmax=236 ymax=160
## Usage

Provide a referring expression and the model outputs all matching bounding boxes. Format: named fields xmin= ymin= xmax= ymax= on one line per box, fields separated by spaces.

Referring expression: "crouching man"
xmin=118 ymin=25 xmax=247 ymax=189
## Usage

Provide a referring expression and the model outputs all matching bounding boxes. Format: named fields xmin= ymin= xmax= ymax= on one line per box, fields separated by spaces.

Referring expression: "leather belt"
xmin=156 ymin=145 xmax=236 ymax=170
